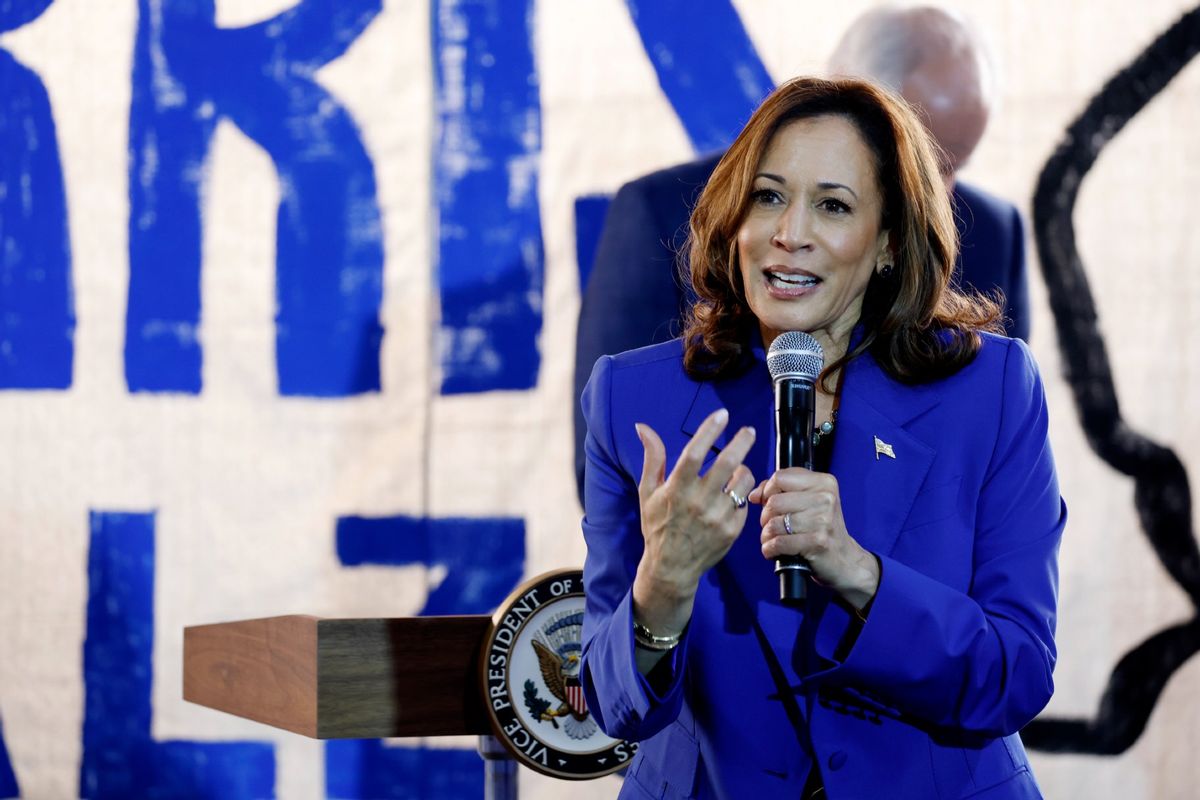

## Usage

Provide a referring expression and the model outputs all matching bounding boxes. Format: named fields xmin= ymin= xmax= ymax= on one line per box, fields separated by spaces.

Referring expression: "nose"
xmin=771 ymin=204 xmax=811 ymax=252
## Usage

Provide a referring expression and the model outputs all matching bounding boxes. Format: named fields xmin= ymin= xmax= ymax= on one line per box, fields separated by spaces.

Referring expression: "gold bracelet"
xmin=853 ymin=594 xmax=876 ymax=625
xmin=633 ymin=620 xmax=682 ymax=651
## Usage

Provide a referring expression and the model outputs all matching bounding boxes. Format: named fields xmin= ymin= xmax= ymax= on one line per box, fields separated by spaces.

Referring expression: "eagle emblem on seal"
xmin=522 ymin=609 xmax=597 ymax=740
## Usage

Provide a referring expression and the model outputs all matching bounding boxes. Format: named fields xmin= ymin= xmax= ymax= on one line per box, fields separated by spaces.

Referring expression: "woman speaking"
xmin=579 ymin=77 xmax=1064 ymax=799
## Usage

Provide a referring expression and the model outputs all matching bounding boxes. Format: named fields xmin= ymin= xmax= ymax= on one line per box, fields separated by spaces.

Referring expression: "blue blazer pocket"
xmin=627 ymin=720 xmax=699 ymax=800
xmin=930 ymin=735 xmax=1041 ymax=800
xmin=901 ymin=475 xmax=963 ymax=530
xmin=960 ymin=767 xmax=1040 ymax=799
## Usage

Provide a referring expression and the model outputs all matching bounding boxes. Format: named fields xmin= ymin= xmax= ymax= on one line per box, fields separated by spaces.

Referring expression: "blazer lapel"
xmin=681 ymin=360 xmax=774 ymax=467
xmin=681 ymin=379 xmax=728 ymax=451
xmin=831 ymin=352 xmax=940 ymax=558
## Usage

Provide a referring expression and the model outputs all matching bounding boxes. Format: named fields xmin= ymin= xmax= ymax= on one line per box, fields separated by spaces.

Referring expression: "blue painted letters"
xmin=126 ymin=0 xmax=384 ymax=396
xmin=0 ymin=716 xmax=17 ymax=799
xmin=433 ymin=0 xmax=544 ymax=394
xmin=624 ymin=0 xmax=773 ymax=153
xmin=80 ymin=511 xmax=274 ymax=798
xmin=0 ymin=0 xmax=74 ymax=390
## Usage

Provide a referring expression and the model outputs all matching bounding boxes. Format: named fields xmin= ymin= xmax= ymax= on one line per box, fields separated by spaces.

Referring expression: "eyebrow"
xmin=755 ymin=172 xmax=859 ymax=200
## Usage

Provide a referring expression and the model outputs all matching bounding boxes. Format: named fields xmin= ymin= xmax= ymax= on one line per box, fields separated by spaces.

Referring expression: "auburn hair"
xmin=681 ymin=76 xmax=1002 ymax=386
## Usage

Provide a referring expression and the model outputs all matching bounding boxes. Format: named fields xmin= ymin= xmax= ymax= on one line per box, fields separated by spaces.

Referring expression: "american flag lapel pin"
xmin=874 ymin=435 xmax=895 ymax=460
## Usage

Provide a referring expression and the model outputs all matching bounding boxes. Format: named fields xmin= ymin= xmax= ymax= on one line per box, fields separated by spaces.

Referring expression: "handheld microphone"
xmin=766 ymin=331 xmax=824 ymax=603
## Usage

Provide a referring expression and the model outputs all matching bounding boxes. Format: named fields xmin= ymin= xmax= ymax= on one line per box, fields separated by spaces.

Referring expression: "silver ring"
xmin=727 ymin=488 xmax=747 ymax=509
xmin=783 ymin=513 xmax=794 ymax=536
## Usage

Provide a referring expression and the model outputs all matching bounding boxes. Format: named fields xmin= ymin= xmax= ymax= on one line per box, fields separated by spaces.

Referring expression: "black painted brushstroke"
xmin=1025 ymin=5 xmax=1200 ymax=754
xmin=1023 ymin=620 xmax=1200 ymax=753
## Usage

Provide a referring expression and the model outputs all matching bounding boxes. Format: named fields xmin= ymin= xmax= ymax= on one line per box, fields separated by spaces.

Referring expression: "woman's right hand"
xmin=631 ymin=408 xmax=757 ymax=639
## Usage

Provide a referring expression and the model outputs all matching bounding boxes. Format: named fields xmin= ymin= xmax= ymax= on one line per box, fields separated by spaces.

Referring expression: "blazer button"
xmin=827 ymin=751 xmax=848 ymax=771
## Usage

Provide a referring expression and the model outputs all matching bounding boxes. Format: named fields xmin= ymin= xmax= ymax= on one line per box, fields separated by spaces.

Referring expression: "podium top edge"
xmin=184 ymin=613 xmax=493 ymax=631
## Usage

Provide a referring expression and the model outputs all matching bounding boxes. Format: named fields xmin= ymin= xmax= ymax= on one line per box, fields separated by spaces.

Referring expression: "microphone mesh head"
xmin=767 ymin=331 xmax=824 ymax=382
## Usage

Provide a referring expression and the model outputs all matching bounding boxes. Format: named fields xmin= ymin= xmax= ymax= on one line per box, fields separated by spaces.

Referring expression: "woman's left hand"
xmin=749 ymin=467 xmax=880 ymax=611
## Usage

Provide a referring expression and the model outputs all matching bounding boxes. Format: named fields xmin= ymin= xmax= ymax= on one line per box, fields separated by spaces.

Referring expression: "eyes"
xmin=818 ymin=197 xmax=852 ymax=215
xmin=749 ymin=187 xmax=852 ymax=215
xmin=750 ymin=188 xmax=784 ymax=206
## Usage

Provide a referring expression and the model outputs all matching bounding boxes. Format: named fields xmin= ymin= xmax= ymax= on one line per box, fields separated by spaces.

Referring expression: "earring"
xmin=879 ymin=263 xmax=895 ymax=279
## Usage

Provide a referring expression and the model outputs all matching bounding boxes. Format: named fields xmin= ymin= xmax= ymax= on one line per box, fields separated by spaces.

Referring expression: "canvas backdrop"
xmin=1 ymin=0 xmax=1198 ymax=797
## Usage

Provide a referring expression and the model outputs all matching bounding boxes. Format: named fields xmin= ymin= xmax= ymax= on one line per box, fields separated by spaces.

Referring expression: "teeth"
xmin=768 ymin=271 xmax=818 ymax=287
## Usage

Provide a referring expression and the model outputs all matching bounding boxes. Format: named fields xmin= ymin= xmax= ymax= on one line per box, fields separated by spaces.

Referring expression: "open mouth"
xmin=765 ymin=269 xmax=820 ymax=289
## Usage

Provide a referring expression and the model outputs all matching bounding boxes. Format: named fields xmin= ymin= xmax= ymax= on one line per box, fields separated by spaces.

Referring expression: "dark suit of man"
xmin=573 ymin=153 xmax=1029 ymax=496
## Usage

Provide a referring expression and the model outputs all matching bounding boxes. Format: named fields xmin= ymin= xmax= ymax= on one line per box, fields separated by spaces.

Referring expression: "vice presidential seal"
xmin=480 ymin=569 xmax=637 ymax=779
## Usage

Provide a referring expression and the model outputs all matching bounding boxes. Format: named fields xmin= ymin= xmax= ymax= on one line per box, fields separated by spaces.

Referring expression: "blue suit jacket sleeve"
xmin=811 ymin=338 xmax=1063 ymax=737
xmin=577 ymin=354 xmax=693 ymax=742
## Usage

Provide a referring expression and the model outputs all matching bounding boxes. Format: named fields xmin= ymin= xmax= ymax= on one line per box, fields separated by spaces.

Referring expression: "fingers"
xmin=639 ymin=409 xmax=756 ymax=516
xmin=760 ymin=511 xmax=789 ymax=558
xmin=754 ymin=468 xmax=835 ymax=505
xmin=761 ymin=515 xmax=805 ymax=560
xmin=636 ymin=423 xmax=667 ymax=501
xmin=758 ymin=481 xmax=837 ymax=528
xmin=756 ymin=470 xmax=840 ymax=544
xmin=704 ymin=424 xmax=757 ymax=493
xmin=669 ymin=408 xmax=729 ymax=484
xmin=724 ymin=464 xmax=755 ymax=509
xmin=758 ymin=486 xmax=839 ymax=560
xmin=760 ymin=508 xmax=824 ymax=559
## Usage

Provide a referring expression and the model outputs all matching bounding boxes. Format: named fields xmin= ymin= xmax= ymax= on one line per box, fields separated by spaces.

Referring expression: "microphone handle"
xmin=774 ymin=378 xmax=815 ymax=603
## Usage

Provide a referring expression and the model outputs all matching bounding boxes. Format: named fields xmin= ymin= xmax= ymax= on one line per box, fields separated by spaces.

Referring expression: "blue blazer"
xmin=579 ymin=333 xmax=1064 ymax=799
xmin=573 ymin=154 xmax=1029 ymax=498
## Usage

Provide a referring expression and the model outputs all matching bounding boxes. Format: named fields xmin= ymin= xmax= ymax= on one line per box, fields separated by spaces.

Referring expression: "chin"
xmin=754 ymin=307 xmax=825 ymax=338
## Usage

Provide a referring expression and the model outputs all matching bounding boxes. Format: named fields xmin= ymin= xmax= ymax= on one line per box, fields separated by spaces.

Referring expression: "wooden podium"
xmin=183 ymin=614 xmax=518 ymax=797
xmin=184 ymin=569 xmax=623 ymax=797
xmin=183 ymin=614 xmax=493 ymax=738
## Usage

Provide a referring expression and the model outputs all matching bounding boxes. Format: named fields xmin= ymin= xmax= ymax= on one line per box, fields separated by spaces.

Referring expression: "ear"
xmin=874 ymin=228 xmax=893 ymax=273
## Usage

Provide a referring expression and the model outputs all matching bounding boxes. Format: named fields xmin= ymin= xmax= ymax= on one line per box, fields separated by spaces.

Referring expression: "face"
xmin=736 ymin=115 xmax=890 ymax=354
